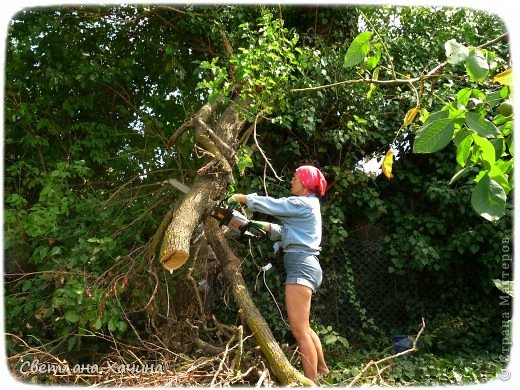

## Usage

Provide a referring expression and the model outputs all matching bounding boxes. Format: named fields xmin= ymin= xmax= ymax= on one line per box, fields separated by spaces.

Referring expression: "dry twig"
xmin=348 ymin=317 xmax=426 ymax=387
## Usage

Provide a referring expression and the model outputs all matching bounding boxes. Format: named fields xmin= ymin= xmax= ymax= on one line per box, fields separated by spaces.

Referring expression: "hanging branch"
xmin=292 ymin=73 xmax=465 ymax=93
xmin=252 ymin=114 xmax=283 ymax=181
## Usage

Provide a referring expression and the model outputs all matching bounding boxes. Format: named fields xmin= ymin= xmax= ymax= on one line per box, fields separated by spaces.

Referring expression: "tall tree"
xmin=4 ymin=4 xmax=511 ymax=385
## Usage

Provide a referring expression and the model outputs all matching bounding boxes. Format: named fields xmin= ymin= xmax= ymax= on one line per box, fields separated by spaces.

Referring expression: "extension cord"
xmin=261 ymin=263 xmax=272 ymax=272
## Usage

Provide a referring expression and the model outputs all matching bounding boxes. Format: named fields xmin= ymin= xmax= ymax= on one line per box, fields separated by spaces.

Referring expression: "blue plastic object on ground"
xmin=392 ymin=335 xmax=424 ymax=353
xmin=392 ymin=335 xmax=412 ymax=353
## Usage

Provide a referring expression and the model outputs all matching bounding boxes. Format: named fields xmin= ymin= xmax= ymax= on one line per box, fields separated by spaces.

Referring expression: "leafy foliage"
xmin=4 ymin=4 xmax=512 ymax=385
xmin=322 ymin=351 xmax=502 ymax=386
xmin=411 ymin=50 xmax=513 ymax=221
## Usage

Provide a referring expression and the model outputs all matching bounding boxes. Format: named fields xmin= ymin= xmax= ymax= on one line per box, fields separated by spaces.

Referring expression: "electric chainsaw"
xmin=165 ymin=179 xmax=266 ymax=239
xmin=210 ymin=201 xmax=266 ymax=239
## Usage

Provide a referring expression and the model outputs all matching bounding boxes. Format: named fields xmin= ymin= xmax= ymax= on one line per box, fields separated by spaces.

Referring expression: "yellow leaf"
xmin=403 ymin=107 xmax=419 ymax=127
xmin=493 ymin=68 xmax=513 ymax=88
xmin=382 ymin=149 xmax=394 ymax=179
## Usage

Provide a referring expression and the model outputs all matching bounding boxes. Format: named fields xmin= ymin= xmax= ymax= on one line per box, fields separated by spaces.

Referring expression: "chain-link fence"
xmin=311 ymin=238 xmax=429 ymax=345
xmin=217 ymin=235 xmax=501 ymax=355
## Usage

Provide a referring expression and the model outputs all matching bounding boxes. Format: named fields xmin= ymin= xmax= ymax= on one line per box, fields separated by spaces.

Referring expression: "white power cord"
xmin=252 ymin=241 xmax=289 ymax=328
xmin=259 ymin=262 xmax=289 ymax=328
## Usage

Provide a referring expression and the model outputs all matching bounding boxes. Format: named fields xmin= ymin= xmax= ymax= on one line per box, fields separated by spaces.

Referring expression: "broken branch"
xmin=348 ymin=317 xmax=426 ymax=387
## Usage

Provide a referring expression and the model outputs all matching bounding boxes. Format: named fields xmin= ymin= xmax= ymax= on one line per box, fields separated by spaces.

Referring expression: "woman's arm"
xmin=246 ymin=193 xmax=307 ymax=218
xmin=229 ymin=193 xmax=307 ymax=217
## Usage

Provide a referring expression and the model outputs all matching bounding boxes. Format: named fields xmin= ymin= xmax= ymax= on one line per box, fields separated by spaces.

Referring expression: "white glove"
xmin=228 ymin=194 xmax=244 ymax=204
xmin=250 ymin=220 xmax=271 ymax=233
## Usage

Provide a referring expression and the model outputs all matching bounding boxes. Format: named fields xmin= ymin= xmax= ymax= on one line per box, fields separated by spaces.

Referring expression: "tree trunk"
xmin=205 ymin=218 xmax=315 ymax=386
xmin=158 ymin=95 xmax=313 ymax=385
xmin=160 ymin=97 xmax=246 ymax=270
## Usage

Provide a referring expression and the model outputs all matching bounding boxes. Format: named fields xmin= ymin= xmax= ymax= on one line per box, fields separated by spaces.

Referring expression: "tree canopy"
xmin=3 ymin=4 xmax=513 ymax=386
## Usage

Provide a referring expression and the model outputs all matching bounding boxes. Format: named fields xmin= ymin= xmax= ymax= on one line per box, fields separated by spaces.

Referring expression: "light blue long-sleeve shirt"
xmin=246 ymin=193 xmax=322 ymax=255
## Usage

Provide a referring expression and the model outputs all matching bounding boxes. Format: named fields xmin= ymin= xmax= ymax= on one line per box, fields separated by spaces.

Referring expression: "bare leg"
xmin=311 ymin=329 xmax=329 ymax=374
xmin=285 ymin=284 xmax=320 ymax=383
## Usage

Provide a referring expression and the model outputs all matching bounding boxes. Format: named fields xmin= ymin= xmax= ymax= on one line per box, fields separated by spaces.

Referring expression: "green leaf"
xmin=489 ymin=164 xmax=512 ymax=194
xmin=94 ymin=318 xmax=103 ymax=330
xmin=507 ymin=136 xmax=514 ymax=156
xmin=43 ymin=307 xmax=54 ymax=318
xmin=456 ymin=88 xmax=472 ymax=106
xmin=324 ymin=334 xmax=337 ymax=345
xmin=473 ymin=170 xmax=486 ymax=183
xmin=449 ymin=166 xmax=472 ymax=185
xmin=496 ymin=158 xmax=513 ymax=175
xmin=337 ymin=336 xmax=350 ymax=348
xmin=108 ymin=318 xmax=117 ymax=332
xmin=413 ymin=118 xmax=455 ymax=153
xmin=344 ymin=31 xmax=373 ymax=68
xmin=67 ymin=335 xmax=79 ymax=351
xmin=466 ymin=112 xmax=500 ymax=138
xmin=64 ymin=311 xmax=81 ymax=323
xmin=471 ymin=174 xmax=506 ymax=221
xmin=423 ymin=109 xmax=449 ymax=126
xmin=367 ymin=67 xmax=379 ymax=99
xmin=456 ymin=135 xmax=473 ymax=167
xmin=445 ymin=39 xmax=469 ymax=65
xmin=472 ymin=133 xmax=496 ymax=169
xmin=117 ymin=321 xmax=127 ymax=333
xmin=22 ymin=280 xmax=33 ymax=292
xmin=490 ymin=139 xmax=505 ymax=159
xmin=236 ymin=146 xmax=254 ymax=174
xmin=34 ymin=246 xmax=49 ymax=261
xmin=364 ymin=43 xmax=381 ymax=70
xmin=466 ymin=48 xmax=489 ymax=82
xmin=492 ymin=279 xmax=514 ymax=297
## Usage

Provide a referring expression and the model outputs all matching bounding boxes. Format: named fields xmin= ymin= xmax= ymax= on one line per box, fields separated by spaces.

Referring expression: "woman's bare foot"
xmin=318 ymin=364 xmax=330 ymax=375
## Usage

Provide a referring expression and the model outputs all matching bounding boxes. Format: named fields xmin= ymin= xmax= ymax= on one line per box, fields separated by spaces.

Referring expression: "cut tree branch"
xmin=159 ymin=175 xmax=224 ymax=271
xmin=160 ymin=96 xmax=246 ymax=271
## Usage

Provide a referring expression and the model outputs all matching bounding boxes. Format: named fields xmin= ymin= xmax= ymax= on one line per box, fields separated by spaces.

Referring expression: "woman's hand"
xmin=228 ymin=193 xmax=246 ymax=204
xmin=250 ymin=220 xmax=271 ymax=233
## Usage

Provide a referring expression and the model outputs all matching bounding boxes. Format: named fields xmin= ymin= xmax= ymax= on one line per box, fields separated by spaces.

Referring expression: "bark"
xmin=205 ymin=218 xmax=315 ymax=386
xmin=160 ymin=96 xmax=245 ymax=270
xmin=159 ymin=175 xmax=222 ymax=271
xmin=159 ymin=96 xmax=313 ymax=385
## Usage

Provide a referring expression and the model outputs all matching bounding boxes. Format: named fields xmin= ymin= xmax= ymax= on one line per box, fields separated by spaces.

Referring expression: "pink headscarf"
xmin=295 ymin=165 xmax=327 ymax=196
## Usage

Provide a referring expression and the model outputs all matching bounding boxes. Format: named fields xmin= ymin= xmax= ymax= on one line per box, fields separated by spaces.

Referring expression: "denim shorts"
xmin=284 ymin=252 xmax=323 ymax=293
